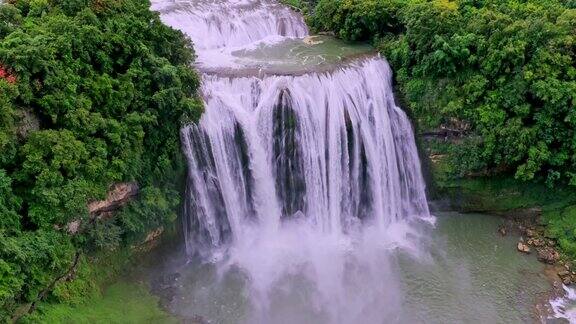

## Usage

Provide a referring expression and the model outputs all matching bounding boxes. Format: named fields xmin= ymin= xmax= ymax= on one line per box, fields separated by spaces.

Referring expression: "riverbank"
xmin=427 ymin=150 xmax=576 ymax=321
xmin=22 ymin=282 xmax=177 ymax=324
xmin=16 ymin=230 xmax=184 ymax=323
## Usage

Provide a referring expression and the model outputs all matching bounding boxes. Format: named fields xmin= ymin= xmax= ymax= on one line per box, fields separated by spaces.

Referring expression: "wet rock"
xmin=517 ymin=241 xmax=531 ymax=253
xmin=151 ymin=272 xmax=182 ymax=309
xmin=558 ymin=270 xmax=570 ymax=277
xmin=537 ymin=247 xmax=560 ymax=264
xmin=518 ymin=225 xmax=526 ymax=232
xmin=563 ymin=277 xmax=572 ymax=285
xmin=527 ymin=237 xmax=545 ymax=247
xmin=498 ymin=225 xmax=507 ymax=236
xmin=153 ymin=272 xmax=181 ymax=291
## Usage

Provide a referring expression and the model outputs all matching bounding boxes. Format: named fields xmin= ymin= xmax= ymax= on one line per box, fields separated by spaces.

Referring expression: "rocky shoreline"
xmin=493 ymin=207 xmax=574 ymax=321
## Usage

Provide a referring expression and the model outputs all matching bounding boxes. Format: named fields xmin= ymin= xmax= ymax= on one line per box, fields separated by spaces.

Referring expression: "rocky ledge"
xmin=67 ymin=182 xmax=139 ymax=234
xmin=88 ymin=182 xmax=139 ymax=217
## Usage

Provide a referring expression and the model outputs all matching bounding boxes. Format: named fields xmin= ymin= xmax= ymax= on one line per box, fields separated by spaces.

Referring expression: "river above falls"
xmin=148 ymin=212 xmax=552 ymax=323
xmin=198 ymin=35 xmax=376 ymax=76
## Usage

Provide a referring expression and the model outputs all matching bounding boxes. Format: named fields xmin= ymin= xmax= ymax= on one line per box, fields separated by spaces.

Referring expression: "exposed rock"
xmin=67 ymin=220 xmax=81 ymax=234
xmin=537 ymin=247 xmax=560 ymax=264
xmin=88 ymin=182 xmax=139 ymax=217
xmin=527 ymin=237 xmax=545 ymax=247
xmin=66 ymin=182 xmax=139 ymax=234
xmin=15 ymin=108 xmax=40 ymax=139
xmin=498 ymin=225 xmax=507 ymax=236
xmin=558 ymin=270 xmax=570 ymax=277
xmin=430 ymin=154 xmax=448 ymax=164
xmin=303 ymin=36 xmax=323 ymax=45
xmin=133 ymin=227 xmax=165 ymax=252
xmin=498 ymin=208 xmax=543 ymax=224
xmin=525 ymin=228 xmax=536 ymax=237
xmin=143 ymin=227 xmax=164 ymax=244
xmin=517 ymin=241 xmax=531 ymax=253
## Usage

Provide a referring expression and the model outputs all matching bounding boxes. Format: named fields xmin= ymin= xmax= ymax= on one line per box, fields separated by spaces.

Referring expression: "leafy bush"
xmin=310 ymin=0 xmax=576 ymax=186
xmin=0 ymin=0 xmax=201 ymax=319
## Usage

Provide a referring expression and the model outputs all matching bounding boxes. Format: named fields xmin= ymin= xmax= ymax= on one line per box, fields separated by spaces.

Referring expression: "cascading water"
xmin=181 ymin=60 xmax=430 ymax=254
xmin=152 ymin=0 xmax=432 ymax=322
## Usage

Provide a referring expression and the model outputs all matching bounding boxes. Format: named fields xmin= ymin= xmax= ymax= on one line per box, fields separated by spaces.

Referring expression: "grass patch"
xmin=16 ymin=247 xmax=178 ymax=323
xmin=21 ymin=282 xmax=177 ymax=324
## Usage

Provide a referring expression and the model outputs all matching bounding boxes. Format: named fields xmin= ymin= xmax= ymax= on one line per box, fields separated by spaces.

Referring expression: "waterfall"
xmin=154 ymin=0 xmax=432 ymax=322
xmin=181 ymin=59 xmax=430 ymax=254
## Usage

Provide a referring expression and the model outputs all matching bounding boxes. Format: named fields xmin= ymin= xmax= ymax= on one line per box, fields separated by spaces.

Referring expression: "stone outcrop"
xmin=88 ymin=182 xmax=139 ymax=218
xmin=66 ymin=182 xmax=139 ymax=234
xmin=133 ymin=227 xmax=165 ymax=252
xmin=537 ymin=246 xmax=560 ymax=264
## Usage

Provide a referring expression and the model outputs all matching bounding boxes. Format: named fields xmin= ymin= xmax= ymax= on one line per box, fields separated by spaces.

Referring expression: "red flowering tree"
xmin=0 ymin=64 xmax=16 ymax=84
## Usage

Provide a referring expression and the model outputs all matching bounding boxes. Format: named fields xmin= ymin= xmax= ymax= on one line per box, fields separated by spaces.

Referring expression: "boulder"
xmin=558 ymin=270 xmax=570 ymax=277
xmin=517 ymin=242 xmax=531 ymax=253
xmin=537 ymin=247 xmax=560 ymax=264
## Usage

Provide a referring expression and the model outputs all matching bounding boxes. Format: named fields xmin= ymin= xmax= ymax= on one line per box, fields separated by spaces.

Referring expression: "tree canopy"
xmin=0 ymin=0 xmax=201 ymax=319
xmin=310 ymin=0 xmax=576 ymax=186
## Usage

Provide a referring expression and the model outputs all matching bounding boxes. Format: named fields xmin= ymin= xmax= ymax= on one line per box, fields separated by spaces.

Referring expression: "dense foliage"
xmin=310 ymin=0 xmax=576 ymax=187
xmin=0 ymin=0 xmax=201 ymax=319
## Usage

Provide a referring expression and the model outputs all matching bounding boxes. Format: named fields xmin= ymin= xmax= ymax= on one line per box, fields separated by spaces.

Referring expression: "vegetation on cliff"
xmin=310 ymin=0 xmax=575 ymax=186
xmin=308 ymin=0 xmax=576 ymax=257
xmin=0 ymin=0 xmax=201 ymax=320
